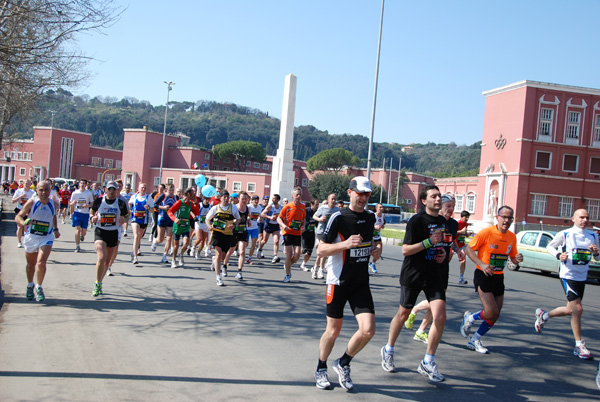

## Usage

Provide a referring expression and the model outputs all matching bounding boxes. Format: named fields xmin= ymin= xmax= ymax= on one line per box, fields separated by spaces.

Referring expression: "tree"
xmin=308 ymin=172 xmax=352 ymax=202
xmin=306 ymin=148 xmax=361 ymax=173
xmin=212 ymin=140 xmax=266 ymax=172
xmin=0 ymin=0 xmax=121 ymax=142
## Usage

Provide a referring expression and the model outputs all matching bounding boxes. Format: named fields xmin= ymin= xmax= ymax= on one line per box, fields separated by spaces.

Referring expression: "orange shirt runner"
xmin=279 ymin=202 xmax=306 ymax=236
xmin=468 ymin=224 xmax=518 ymax=274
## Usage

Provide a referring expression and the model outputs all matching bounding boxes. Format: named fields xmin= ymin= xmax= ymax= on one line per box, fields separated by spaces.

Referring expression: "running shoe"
xmin=573 ymin=341 xmax=593 ymax=360
xmin=222 ymin=265 xmax=228 ymax=277
xmin=132 ymin=257 xmax=138 ymax=265
xmin=92 ymin=282 xmax=102 ymax=297
xmin=123 ymin=232 xmax=128 ymax=237
xmin=595 ymin=362 xmax=599 ymax=390
xmin=178 ymin=257 xmax=184 ymax=267
xmin=62 ymin=218 xmax=65 ymax=224
xmin=283 ymin=274 xmax=291 ymax=283
xmin=246 ymin=256 xmax=253 ymax=265
xmin=257 ymin=250 xmax=263 ymax=259
xmin=151 ymin=241 xmax=157 ymax=252
xmin=236 ymin=271 xmax=243 ymax=280
xmin=81 ymin=235 xmax=85 ymax=242
xmin=216 ymin=276 xmax=224 ymax=286
xmin=232 ymin=250 xmax=238 ymax=257
xmin=535 ymin=308 xmax=548 ymax=334
xmin=458 ymin=278 xmax=468 ymax=285
xmin=315 ymin=369 xmax=331 ymax=390
xmin=203 ymin=249 xmax=209 ymax=257
xmin=317 ymin=268 xmax=324 ymax=279
xmin=405 ymin=312 xmax=416 ymax=330
xmin=107 ymin=268 xmax=113 ymax=276
xmin=272 ymin=256 xmax=280 ymax=264
xmin=74 ymin=245 xmax=80 ymax=253
xmin=17 ymin=242 xmax=22 ymax=248
xmin=300 ymin=263 xmax=309 ymax=272
xmin=369 ymin=262 xmax=378 ymax=273
xmin=311 ymin=267 xmax=317 ymax=279
xmin=35 ymin=286 xmax=45 ymax=302
xmin=168 ymin=247 xmax=173 ymax=256
xmin=467 ymin=338 xmax=488 ymax=354
xmin=171 ymin=260 xmax=177 ymax=269
xmin=161 ymin=254 xmax=168 ymax=264
xmin=138 ymin=252 xmax=143 ymax=256
xmin=26 ymin=286 xmax=34 ymax=300
xmin=195 ymin=249 xmax=201 ymax=260
xmin=211 ymin=256 xmax=216 ymax=271
xmin=332 ymin=359 xmax=354 ymax=391
xmin=460 ymin=311 xmax=473 ymax=338
xmin=414 ymin=332 xmax=428 ymax=344
xmin=381 ymin=346 xmax=395 ymax=372
xmin=417 ymin=360 xmax=445 ymax=382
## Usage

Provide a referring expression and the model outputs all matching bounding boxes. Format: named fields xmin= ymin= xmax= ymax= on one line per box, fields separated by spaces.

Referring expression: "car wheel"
xmin=506 ymin=260 xmax=520 ymax=271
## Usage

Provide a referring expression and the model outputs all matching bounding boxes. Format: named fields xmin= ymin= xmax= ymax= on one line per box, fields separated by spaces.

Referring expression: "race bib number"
xmin=199 ymin=216 xmax=206 ymax=223
xmin=350 ymin=243 xmax=372 ymax=260
xmin=100 ymin=213 xmax=117 ymax=227
xmin=20 ymin=198 xmax=28 ymax=205
xmin=458 ymin=234 xmax=466 ymax=243
xmin=213 ymin=219 xmax=226 ymax=230
xmin=442 ymin=231 xmax=453 ymax=243
xmin=290 ymin=220 xmax=301 ymax=230
xmin=178 ymin=218 xmax=190 ymax=227
xmin=30 ymin=220 xmax=50 ymax=236
xmin=271 ymin=213 xmax=279 ymax=220
xmin=307 ymin=223 xmax=316 ymax=231
xmin=250 ymin=213 xmax=260 ymax=221
xmin=489 ymin=253 xmax=508 ymax=271
xmin=235 ymin=225 xmax=247 ymax=233
xmin=134 ymin=210 xmax=146 ymax=218
xmin=77 ymin=200 xmax=86 ymax=209
xmin=572 ymin=248 xmax=591 ymax=265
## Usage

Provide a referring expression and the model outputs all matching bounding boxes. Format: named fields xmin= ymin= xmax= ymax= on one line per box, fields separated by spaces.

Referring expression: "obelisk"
xmin=271 ymin=74 xmax=297 ymax=199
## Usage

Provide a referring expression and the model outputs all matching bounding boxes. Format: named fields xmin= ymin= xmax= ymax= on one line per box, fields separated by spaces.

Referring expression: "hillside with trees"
xmin=5 ymin=89 xmax=481 ymax=177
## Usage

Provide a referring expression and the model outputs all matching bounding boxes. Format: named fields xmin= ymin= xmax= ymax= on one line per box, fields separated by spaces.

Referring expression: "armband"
xmin=556 ymin=253 xmax=561 ymax=260
xmin=422 ymin=238 xmax=433 ymax=249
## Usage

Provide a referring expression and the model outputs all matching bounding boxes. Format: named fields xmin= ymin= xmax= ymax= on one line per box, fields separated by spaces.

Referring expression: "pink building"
xmin=0 ymin=127 xmax=122 ymax=183
xmin=436 ymin=80 xmax=600 ymax=227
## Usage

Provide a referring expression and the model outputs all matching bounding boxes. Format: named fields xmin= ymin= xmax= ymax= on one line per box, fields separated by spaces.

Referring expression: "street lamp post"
xmin=366 ymin=0 xmax=385 ymax=181
xmin=158 ymin=81 xmax=174 ymax=186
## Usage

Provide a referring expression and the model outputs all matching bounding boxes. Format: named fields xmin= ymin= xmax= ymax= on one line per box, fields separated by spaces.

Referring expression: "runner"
xmin=277 ymin=187 xmax=306 ymax=283
xmin=15 ymin=181 xmax=60 ymax=302
xmin=456 ymin=211 xmax=471 ymax=285
xmin=69 ymin=179 xmax=94 ymax=253
xmin=191 ymin=196 xmax=211 ymax=259
xmin=314 ymin=177 xmax=382 ymax=391
xmin=259 ymin=193 xmax=282 ymax=264
xmin=106 ymin=179 xmax=130 ymax=276
xmin=58 ymin=182 xmax=71 ymax=224
xmin=313 ymin=193 xmax=340 ymax=279
xmin=223 ymin=191 xmax=251 ymax=279
xmin=534 ymin=208 xmax=599 ymax=359
xmin=380 ymin=185 xmax=448 ymax=382
xmin=167 ymin=187 xmax=198 ymax=268
xmin=256 ymin=196 xmax=269 ymax=258
xmin=120 ymin=183 xmax=134 ymax=237
xmin=128 ymin=183 xmax=154 ymax=264
xmin=206 ymin=190 xmax=240 ymax=286
xmin=89 ymin=181 xmax=129 ymax=296
xmin=151 ymin=184 xmax=166 ymax=242
xmin=12 ymin=178 xmax=35 ymax=248
xmin=245 ymin=195 xmax=262 ymax=264
xmin=152 ymin=184 xmax=178 ymax=263
xmin=460 ymin=205 xmax=523 ymax=354
xmin=369 ymin=203 xmax=386 ymax=273
xmin=300 ymin=199 xmax=319 ymax=273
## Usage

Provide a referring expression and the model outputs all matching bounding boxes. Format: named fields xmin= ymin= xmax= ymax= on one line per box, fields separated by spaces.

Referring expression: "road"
xmin=0 ymin=211 xmax=599 ymax=401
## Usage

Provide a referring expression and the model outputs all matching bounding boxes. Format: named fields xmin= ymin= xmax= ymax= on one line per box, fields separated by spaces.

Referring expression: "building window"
xmin=591 ymin=157 xmax=600 ymax=175
xmin=23 ymin=152 xmax=28 ymax=160
xmin=405 ymin=199 xmax=412 ymax=205
xmin=263 ymin=164 xmax=269 ymax=170
xmin=205 ymin=153 xmax=211 ymax=160
xmin=539 ymin=108 xmax=553 ymax=137
xmin=247 ymin=182 xmax=256 ymax=192
xmin=166 ymin=177 xmax=174 ymax=185
xmin=222 ymin=167 xmax=229 ymax=171
xmin=531 ymin=194 xmax=547 ymax=215
xmin=213 ymin=165 xmax=219 ymax=170
xmin=587 ymin=199 xmax=600 ymax=221
xmin=97 ymin=173 xmax=103 ymax=182
xmin=466 ymin=194 xmax=476 ymax=213
xmin=105 ymin=174 xmax=115 ymax=182
xmin=104 ymin=159 xmax=113 ymax=168
xmin=246 ymin=160 xmax=251 ymax=167
xmin=455 ymin=195 xmax=464 ymax=211
xmin=567 ymin=111 xmax=581 ymax=140
xmin=558 ymin=197 xmax=574 ymax=218
xmin=4 ymin=151 xmax=8 ymax=159
xmin=254 ymin=162 xmax=260 ymax=168
xmin=224 ymin=157 xmax=231 ymax=164
xmin=595 ymin=114 xmax=600 ymax=142
xmin=11 ymin=152 xmax=15 ymax=160
xmin=535 ymin=151 xmax=551 ymax=170
xmin=59 ymin=137 xmax=73 ymax=179
xmin=29 ymin=153 xmax=33 ymax=161
xmin=91 ymin=157 xmax=101 ymax=167
xmin=563 ymin=154 xmax=579 ymax=172
xmin=19 ymin=168 xmax=25 ymax=176
xmin=302 ymin=178 xmax=308 ymax=187
xmin=115 ymin=160 xmax=122 ymax=169
xmin=154 ymin=177 xmax=160 ymax=186
xmin=232 ymin=181 xmax=242 ymax=191
xmin=17 ymin=152 xmax=21 ymax=160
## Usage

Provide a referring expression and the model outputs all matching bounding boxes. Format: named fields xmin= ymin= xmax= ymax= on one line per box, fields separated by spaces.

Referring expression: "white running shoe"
xmin=171 ymin=260 xmax=177 ymax=268
xmin=222 ymin=265 xmax=228 ymax=277
xmin=107 ymin=268 xmax=113 ymax=276
xmin=317 ymin=268 xmax=324 ymax=279
xmin=257 ymin=250 xmax=263 ymax=259
xmin=245 ymin=256 xmax=253 ymax=265
xmin=460 ymin=311 xmax=473 ymax=338
xmin=178 ymin=257 xmax=184 ymax=267
xmin=168 ymin=247 xmax=173 ymax=256
xmin=62 ymin=218 xmax=65 ymax=224
xmin=418 ymin=361 xmax=445 ymax=382
xmin=283 ymin=274 xmax=291 ymax=283
xmin=332 ymin=359 xmax=353 ymax=391
xmin=467 ymin=338 xmax=489 ymax=354
xmin=236 ymin=271 xmax=243 ymax=280
xmin=211 ymin=256 xmax=216 ymax=271
xmin=216 ymin=276 xmax=224 ymax=286
xmin=161 ymin=254 xmax=168 ymax=264
xmin=300 ymin=263 xmax=310 ymax=272
xmin=204 ymin=249 xmax=209 ymax=257
xmin=535 ymin=308 xmax=548 ymax=333
xmin=381 ymin=346 xmax=395 ymax=372
xmin=595 ymin=362 xmax=600 ymax=390
xmin=132 ymin=257 xmax=138 ymax=264
xmin=369 ymin=262 xmax=378 ymax=273
xmin=314 ymin=369 xmax=331 ymax=390
xmin=151 ymin=242 xmax=157 ymax=252
xmin=311 ymin=267 xmax=317 ymax=279
xmin=272 ymin=255 xmax=280 ymax=264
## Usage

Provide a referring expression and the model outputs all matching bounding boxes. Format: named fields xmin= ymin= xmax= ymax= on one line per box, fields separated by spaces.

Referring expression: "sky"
xmin=74 ymin=0 xmax=600 ymax=146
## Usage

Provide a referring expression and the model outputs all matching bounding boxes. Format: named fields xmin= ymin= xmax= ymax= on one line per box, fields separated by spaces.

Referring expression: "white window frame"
xmin=17 ymin=152 xmax=21 ymax=160
xmin=166 ymin=177 xmax=174 ymax=185
xmin=115 ymin=160 xmax=122 ymax=169
xmin=539 ymin=108 xmax=553 ymax=138
xmin=23 ymin=152 xmax=28 ymax=160
xmin=105 ymin=174 xmax=115 ymax=182
xmin=302 ymin=178 xmax=308 ymax=187
xmin=466 ymin=193 xmax=476 ymax=213
xmin=154 ymin=176 xmax=160 ymax=186
xmin=232 ymin=181 xmax=242 ymax=191
xmin=566 ymin=111 xmax=581 ymax=141
xmin=4 ymin=151 xmax=8 ymax=159
xmin=263 ymin=164 xmax=269 ymax=170
xmin=205 ymin=153 xmax=211 ymax=160
xmin=531 ymin=194 xmax=547 ymax=216
xmin=19 ymin=168 xmax=25 ymax=176
xmin=594 ymin=114 xmax=600 ymax=143
xmin=213 ymin=165 xmax=219 ymax=171
xmin=590 ymin=157 xmax=600 ymax=175
xmin=405 ymin=199 xmax=412 ymax=205
xmin=247 ymin=182 xmax=256 ymax=192
xmin=587 ymin=199 xmax=600 ymax=221
xmin=254 ymin=162 xmax=260 ymax=168
xmin=558 ymin=197 xmax=574 ymax=218
xmin=91 ymin=157 xmax=101 ymax=167
xmin=535 ymin=151 xmax=552 ymax=170
xmin=562 ymin=153 xmax=579 ymax=173
xmin=104 ymin=159 xmax=113 ymax=169
xmin=455 ymin=195 xmax=464 ymax=212
xmin=30 ymin=153 xmax=33 ymax=161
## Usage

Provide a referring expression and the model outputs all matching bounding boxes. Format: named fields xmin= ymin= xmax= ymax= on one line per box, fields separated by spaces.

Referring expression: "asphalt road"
xmin=1 ymin=212 xmax=599 ymax=401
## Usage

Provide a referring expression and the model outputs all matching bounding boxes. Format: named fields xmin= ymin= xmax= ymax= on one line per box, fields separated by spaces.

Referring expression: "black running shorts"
xmin=326 ymin=283 xmax=375 ymax=319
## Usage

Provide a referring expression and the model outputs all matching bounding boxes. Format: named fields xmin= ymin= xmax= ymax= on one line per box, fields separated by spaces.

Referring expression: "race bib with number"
xmin=489 ymin=253 xmax=508 ymax=271
xmin=30 ymin=220 xmax=50 ymax=236
xmin=572 ymin=248 xmax=591 ymax=265
xmin=250 ymin=213 xmax=260 ymax=221
xmin=178 ymin=218 xmax=190 ymax=227
xmin=199 ymin=216 xmax=206 ymax=223
xmin=134 ymin=210 xmax=146 ymax=218
xmin=289 ymin=220 xmax=301 ymax=230
xmin=307 ymin=223 xmax=316 ymax=231
xmin=350 ymin=243 xmax=372 ymax=258
xmin=100 ymin=213 xmax=117 ymax=227
xmin=213 ymin=219 xmax=226 ymax=230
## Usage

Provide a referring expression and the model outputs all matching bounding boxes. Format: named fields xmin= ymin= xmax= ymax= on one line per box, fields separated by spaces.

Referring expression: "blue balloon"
xmin=201 ymin=184 xmax=217 ymax=198
xmin=194 ymin=174 xmax=207 ymax=187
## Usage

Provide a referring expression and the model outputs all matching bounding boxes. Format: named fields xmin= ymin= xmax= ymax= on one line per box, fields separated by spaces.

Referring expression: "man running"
xmin=167 ymin=187 xmax=197 ymax=268
xmin=460 ymin=206 xmax=523 ymax=354
xmin=223 ymin=191 xmax=251 ymax=279
xmin=89 ymin=181 xmax=129 ymax=296
xmin=300 ymin=199 xmax=319 ymax=273
xmin=313 ymin=193 xmax=340 ymax=279
xmin=12 ymin=178 xmax=35 ymax=248
xmin=120 ymin=183 xmax=134 ymax=237
xmin=206 ymin=190 xmax=240 ymax=286
xmin=245 ymin=195 xmax=262 ymax=264
xmin=277 ymin=187 xmax=306 ymax=283
xmin=152 ymin=184 xmax=178 ymax=263
xmin=259 ymin=193 xmax=282 ymax=264
xmin=58 ymin=182 xmax=71 ymax=224
xmin=381 ymin=185 xmax=448 ymax=382
xmin=151 ymin=184 xmax=166 ymax=242
xmin=129 ymin=183 xmax=154 ymax=264
xmin=69 ymin=179 xmax=94 ymax=253
xmin=534 ymin=208 xmax=599 ymax=359
xmin=456 ymin=211 xmax=471 ymax=285
xmin=314 ymin=177 xmax=382 ymax=391
xmin=105 ymin=180 xmax=130 ymax=276
xmin=191 ymin=196 xmax=211 ymax=259
xmin=370 ymin=203 xmax=386 ymax=274
xmin=15 ymin=181 xmax=60 ymax=302
xmin=256 ymin=196 xmax=269 ymax=258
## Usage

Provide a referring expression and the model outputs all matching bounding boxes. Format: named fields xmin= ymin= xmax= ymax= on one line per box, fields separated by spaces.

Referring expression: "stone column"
xmin=270 ymin=74 xmax=297 ymax=199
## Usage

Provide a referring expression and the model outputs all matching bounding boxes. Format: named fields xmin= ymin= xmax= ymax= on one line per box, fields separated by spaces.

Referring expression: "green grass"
xmin=380 ymin=229 xmax=405 ymax=240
